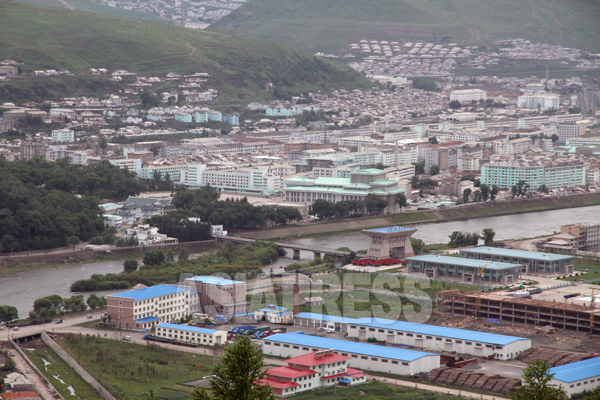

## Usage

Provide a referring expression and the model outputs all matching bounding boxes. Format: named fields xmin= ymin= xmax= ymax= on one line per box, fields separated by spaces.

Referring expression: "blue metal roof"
xmin=135 ymin=316 xmax=159 ymax=323
xmin=406 ymin=255 xmax=522 ymax=270
xmin=108 ymin=284 xmax=188 ymax=302
xmin=550 ymin=357 xmax=600 ymax=383
xmin=157 ymin=323 xmax=220 ymax=335
xmin=294 ymin=313 xmax=529 ymax=346
xmin=365 ymin=226 xmax=414 ymax=233
xmin=265 ymin=333 xmax=437 ymax=362
xmin=460 ymin=246 xmax=575 ymax=261
xmin=187 ymin=276 xmax=245 ymax=285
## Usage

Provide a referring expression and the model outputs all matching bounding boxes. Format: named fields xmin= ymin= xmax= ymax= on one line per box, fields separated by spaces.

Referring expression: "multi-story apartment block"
xmin=481 ymin=161 xmax=586 ymax=189
xmin=556 ymin=122 xmax=586 ymax=143
xmin=184 ymin=276 xmax=250 ymax=316
xmin=20 ymin=142 xmax=46 ymax=160
xmin=424 ymin=147 xmax=457 ymax=173
xmin=457 ymin=156 xmax=480 ymax=172
xmin=566 ymin=136 xmax=600 ymax=146
xmin=51 ymin=129 xmax=75 ymax=143
xmin=197 ymin=167 xmax=281 ymax=195
xmin=46 ymin=146 xmax=89 ymax=165
xmin=140 ymin=164 xmax=188 ymax=182
xmin=491 ymin=138 xmax=531 ymax=155
xmin=517 ymin=91 xmax=560 ymax=109
xmin=107 ymin=284 xmax=191 ymax=331
xmin=561 ymin=223 xmax=600 ymax=251
xmin=449 ymin=89 xmax=487 ymax=102
xmin=223 ymin=113 xmax=239 ymax=125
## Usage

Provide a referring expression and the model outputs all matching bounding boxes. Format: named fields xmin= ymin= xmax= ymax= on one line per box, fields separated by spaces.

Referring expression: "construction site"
xmin=438 ymin=290 xmax=600 ymax=334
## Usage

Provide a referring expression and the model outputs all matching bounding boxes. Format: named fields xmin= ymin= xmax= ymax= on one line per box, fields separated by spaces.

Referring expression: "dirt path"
xmin=546 ymin=0 xmax=564 ymax=43
xmin=8 ymin=349 xmax=57 ymax=400
xmin=186 ymin=42 xmax=196 ymax=56
xmin=59 ymin=0 xmax=74 ymax=10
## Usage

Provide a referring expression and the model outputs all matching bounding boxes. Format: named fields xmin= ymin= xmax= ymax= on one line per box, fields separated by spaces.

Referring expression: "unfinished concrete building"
xmin=438 ymin=290 xmax=600 ymax=334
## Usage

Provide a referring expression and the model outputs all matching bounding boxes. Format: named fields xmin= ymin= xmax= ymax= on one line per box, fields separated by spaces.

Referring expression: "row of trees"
xmin=462 ymin=184 xmax=499 ymax=203
xmin=310 ymin=194 xmax=401 ymax=219
xmin=29 ymin=293 xmax=107 ymax=319
xmin=447 ymin=228 xmax=496 ymax=248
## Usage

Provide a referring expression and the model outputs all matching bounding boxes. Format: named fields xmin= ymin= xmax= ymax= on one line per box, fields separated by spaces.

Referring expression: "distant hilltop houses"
xmin=266 ymin=105 xmax=319 ymax=117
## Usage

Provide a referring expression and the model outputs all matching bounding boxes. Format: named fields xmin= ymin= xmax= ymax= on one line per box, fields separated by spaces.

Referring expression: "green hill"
xmin=0 ymin=1 xmax=371 ymax=102
xmin=209 ymin=0 xmax=600 ymax=53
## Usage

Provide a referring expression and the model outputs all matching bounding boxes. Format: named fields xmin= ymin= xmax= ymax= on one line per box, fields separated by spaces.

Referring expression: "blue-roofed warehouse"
xmin=294 ymin=313 xmax=531 ymax=360
xmin=263 ymin=333 xmax=440 ymax=375
xmin=459 ymin=246 xmax=574 ymax=276
xmin=549 ymin=357 xmax=600 ymax=396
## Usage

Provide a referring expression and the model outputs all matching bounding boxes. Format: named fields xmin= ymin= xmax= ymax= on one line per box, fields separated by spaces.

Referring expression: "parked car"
xmin=12 ymin=327 xmax=19 ymax=331
xmin=87 ymin=315 xmax=93 ymax=319
xmin=122 ymin=336 xmax=132 ymax=341
xmin=26 ymin=368 xmax=30 ymax=374
xmin=316 ymin=327 xmax=324 ymax=332
xmin=55 ymin=319 xmax=63 ymax=324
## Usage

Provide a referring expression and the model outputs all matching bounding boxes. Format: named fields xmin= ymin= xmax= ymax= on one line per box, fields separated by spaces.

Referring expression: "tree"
xmin=190 ymin=334 xmax=276 ymax=400
xmin=412 ymin=160 xmax=425 ymax=175
xmin=538 ymin=184 xmax=549 ymax=194
xmin=511 ymin=358 xmax=565 ymax=400
xmin=166 ymin=249 xmax=174 ymax=262
xmin=479 ymin=184 xmax=490 ymax=202
xmin=462 ymin=188 xmax=472 ymax=204
xmin=311 ymin=199 xmax=336 ymax=219
xmin=482 ymin=228 xmax=496 ymax=246
xmin=410 ymin=237 xmax=425 ymax=255
xmin=490 ymin=185 xmax=499 ymax=201
xmin=430 ymin=164 xmax=440 ymax=175
xmin=396 ymin=194 xmax=407 ymax=209
xmin=68 ymin=236 xmax=80 ymax=250
xmin=86 ymin=294 xmax=107 ymax=310
xmin=143 ymin=249 xmax=166 ymax=266
xmin=550 ymin=133 xmax=559 ymax=143
xmin=449 ymin=100 xmax=462 ymax=109
xmin=0 ymin=305 xmax=18 ymax=323
xmin=179 ymin=248 xmax=189 ymax=262
xmin=428 ymin=136 xmax=438 ymax=144
xmin=123 ymin=259 xmax=139 ymax=273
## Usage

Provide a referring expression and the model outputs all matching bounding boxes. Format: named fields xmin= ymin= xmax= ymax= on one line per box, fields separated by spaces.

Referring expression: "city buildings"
xmin=258 ymin=350 xmax=366 ymax=397
xmin=20 ymin=142 xmax=46 ymax=160
xmin=481 ymin=159 xmax=586 ymax=190
xmin=51 ymin=129 xmax=75 ymax=143
xmin=184 ymin=276 xmax=251 ymax=316
xmin=154 ymin=323 xmax=227 ymax=346
xmin=517 ymin=91 xmax=560 ymax=109
xmin=556 ymin=122 xmax=586 ymax=143
xmin=561 ymin=223 xmax=600 ymax=251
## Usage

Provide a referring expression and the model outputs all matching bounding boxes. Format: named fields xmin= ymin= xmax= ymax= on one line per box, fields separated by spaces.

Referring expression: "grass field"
xmin=574 ymin=257 xmax=600 ymax=271
xmin=289 ymin=380 xmax=465 ymax=399
xmin=209 ymin=0 xmax=600 ymax=53
xmin=58 ymin=334 xmax=215 ymax=400
xmin=26 ymin=344 xmax=104 ymax=400
xmin=0 ymin=1 xmax=372 ymax=103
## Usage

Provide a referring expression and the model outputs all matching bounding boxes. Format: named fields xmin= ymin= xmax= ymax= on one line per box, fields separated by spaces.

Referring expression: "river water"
xmin=2 ymin=205 xmax=600 ymax=317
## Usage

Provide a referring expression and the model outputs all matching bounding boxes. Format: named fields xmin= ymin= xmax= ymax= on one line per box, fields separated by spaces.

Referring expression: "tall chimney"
xmin=294 ymin=269 xmax=300 ymax=316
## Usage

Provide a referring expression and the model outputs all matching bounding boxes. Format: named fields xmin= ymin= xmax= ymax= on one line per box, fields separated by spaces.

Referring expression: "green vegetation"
xmin=412 ymin=77 xmax=440 ymax=92
xmin=0 ymin=1 xmax=371 ymax=103
xmin=70 ymin=241 xmax=278 ymax=292
xmin=0 ymin=305 xmax=18 ymax=323
xmin=210 ymin=0 xmax=600 ymax=53
xmin=558 ymin=271 xmax=600 ymax=281
xmin=190 ymin=335 xmax=275 ymax=400
xmin=511 ymin=358 xmax=566 ymax=400
xmin=27 ymin=344 xmax=104 ymax=400
xmin=289 ymin=380 xmax=464 ymax=399
xmin=574 ymin=257 xmax=600 ymax=271
xmin=448 ymin=231 xmax=480 ymax=248
xmin=59 ymin=334 xmax=213 ymax=400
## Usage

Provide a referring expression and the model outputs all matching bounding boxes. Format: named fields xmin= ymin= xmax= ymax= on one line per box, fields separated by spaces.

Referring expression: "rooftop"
xmin=157 ymin=323 xmax=220 ymax=335
xmin=285 ymin=351 xmax=350 ymax=366
xmin=294 ymin=313 xmax=529 ymax=346
xmin=266 ymin=333 xmax=437 ymax=361
xmin=408 ymin=254 xmax=523 ymax=270
xmin=108 ymin=284 xmax=188 ymax=302
xmin=460 ymin=246 xmax=575 ymax=261
xmin=365 ymin=226 xmax=416 ymax=234
xmin=550 ymin=357 xmax=600 ymax=383
xmin=186 ymin=276 xmax=245 ymax=285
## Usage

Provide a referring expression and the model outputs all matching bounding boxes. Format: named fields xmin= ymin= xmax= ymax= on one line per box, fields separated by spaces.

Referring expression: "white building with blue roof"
xmin=262 ymin=333 xmax=440 ymax=375
xmin=107 ymin=284 xmax=191 ymax=331
xmin=549 ymin=357 xmax=600 ymax=396
xmin=255 ymin=304 xmax=293 ymax=323
xmin=155 ymin=323 xmax=227 ymax=346
xmin=294 ymin=313 xmax=531 ymax=359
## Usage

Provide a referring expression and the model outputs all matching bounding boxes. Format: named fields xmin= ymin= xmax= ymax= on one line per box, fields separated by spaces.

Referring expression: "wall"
xmin=41 ymin=332 xmax=116 ymax=400
xmin=110 ymin=239 xmax=216 ymax=256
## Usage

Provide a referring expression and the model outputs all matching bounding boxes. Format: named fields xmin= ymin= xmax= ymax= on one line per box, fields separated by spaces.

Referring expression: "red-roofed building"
xmin=257 ymin=350 xmax=366 ymax=397
xmin=3 ymin=391 xmax=42 ymax=400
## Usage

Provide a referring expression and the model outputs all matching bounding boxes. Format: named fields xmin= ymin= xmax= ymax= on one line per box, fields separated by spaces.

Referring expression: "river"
xmin=2 ymin=205 xmax=600 ymax=317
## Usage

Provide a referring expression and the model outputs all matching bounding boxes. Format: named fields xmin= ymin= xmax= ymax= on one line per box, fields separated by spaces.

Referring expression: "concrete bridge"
xmin=218 ymin=236 xmax=351 ymax=264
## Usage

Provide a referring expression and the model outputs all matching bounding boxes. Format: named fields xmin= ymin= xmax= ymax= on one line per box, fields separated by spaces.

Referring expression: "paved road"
xmin=6 ymin=345 xmax=57 ymax=400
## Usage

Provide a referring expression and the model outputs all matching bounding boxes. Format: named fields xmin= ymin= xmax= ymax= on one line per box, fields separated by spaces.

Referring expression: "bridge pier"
xmin=293 ymin=249 xmax=300 ymax=260
xmin=335 ymin=255 xmax=344 ymax=265
xmin=313 ymin=252 xmax=321 ymax=260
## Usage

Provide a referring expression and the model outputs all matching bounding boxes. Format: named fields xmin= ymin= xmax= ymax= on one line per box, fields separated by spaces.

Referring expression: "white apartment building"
xmin=338 ymin=136 xmax=382 ymax=147
xmin=108 ymin=158 xmax=142 ymax=177
xmin=517 ymin=91 xmax=560 ymax=109
xmin=492 ymin=138 xmax=531 ymax=155
xmin=587 ymin=167 xmax=600 ymax=185
xmin=481 ymin=162 xmax=586 ymax=189
xmin=46 ymin=146 xmax=89 ymax=165
xmin=566 ymin=136 xmax=600 ymax=146
xmin=199 ymin=167 xmax=281 ymax=195
xmin=51 ymin=129 xmax=75 ymax=143
xmin=457 ymin=156 xmax=480 ymax=172
xmin=140 ymin=165 xmax=188 ymax=182
xmin=557 ymin=122 xmax=586 ymax=143
xmin=449 ymin=89 xmax=487 ymax=102
xmin=155 ymin=323 xmax=227 ymax=346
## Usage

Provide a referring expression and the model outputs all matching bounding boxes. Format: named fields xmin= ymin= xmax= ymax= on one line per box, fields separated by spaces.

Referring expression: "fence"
xmin=540 ymin=281 xmax=575 ymax=291
xmin=41 ymin=332 xmax=116 ymax=400
xmin=9 ymin=337 xmax=66 ymax=400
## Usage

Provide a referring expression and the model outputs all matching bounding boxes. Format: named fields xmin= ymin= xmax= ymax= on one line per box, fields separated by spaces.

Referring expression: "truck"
xmin=143 ymin=334 xmax=174 ymax=344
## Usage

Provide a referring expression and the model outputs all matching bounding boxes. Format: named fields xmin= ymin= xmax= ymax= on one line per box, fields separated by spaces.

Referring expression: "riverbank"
xmin=239 ymin=192 xmax=600 ymax=240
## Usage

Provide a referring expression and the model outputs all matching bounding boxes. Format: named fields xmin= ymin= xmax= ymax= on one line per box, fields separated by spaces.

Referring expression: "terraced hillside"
xmin=0 ymin=1 xmax=372 ymax=101
xmin=209 ymin=0 xmax=600 ymax=53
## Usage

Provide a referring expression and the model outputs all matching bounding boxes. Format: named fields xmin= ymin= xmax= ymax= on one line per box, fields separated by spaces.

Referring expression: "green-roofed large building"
xmin=283 ymin=169 xmax=408 ymax=215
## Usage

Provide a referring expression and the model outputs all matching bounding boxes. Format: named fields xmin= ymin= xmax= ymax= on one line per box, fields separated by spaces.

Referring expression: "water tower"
xmin=362 ymin=226 xmax=418 ymax=260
